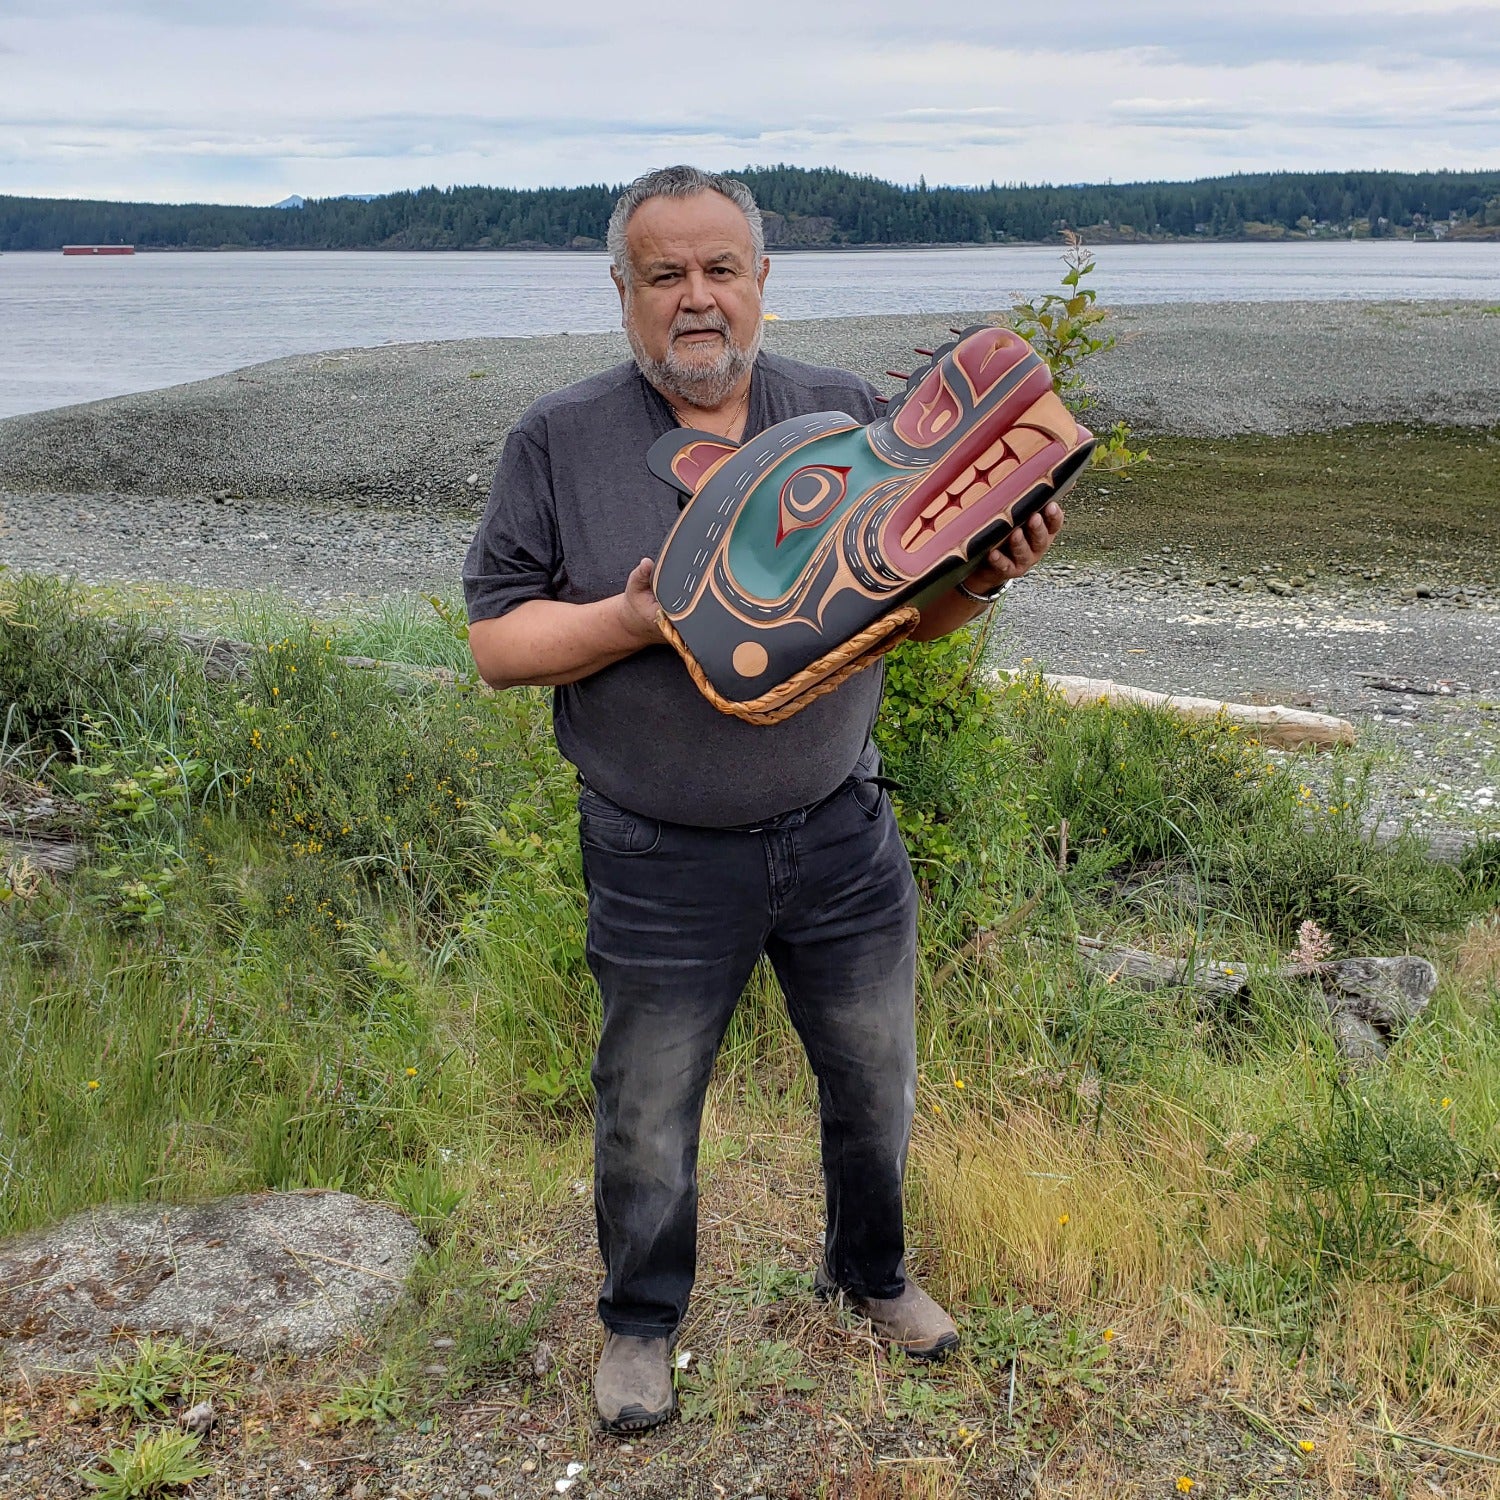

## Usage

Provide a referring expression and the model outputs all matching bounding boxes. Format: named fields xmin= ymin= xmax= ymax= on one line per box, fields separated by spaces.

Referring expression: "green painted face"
xmin=724 ymin=426 xmax=887 ymax=602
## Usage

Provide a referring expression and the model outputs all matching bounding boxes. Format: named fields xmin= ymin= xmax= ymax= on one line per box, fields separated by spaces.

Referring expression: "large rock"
xmin=0 ymin=1190 xmax=423 ymax=1373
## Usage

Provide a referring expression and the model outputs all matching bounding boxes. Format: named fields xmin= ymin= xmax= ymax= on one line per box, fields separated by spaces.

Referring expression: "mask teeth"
xmin=914 ymin=346 xmax=934 ymax=357
xmin=885 ymin=369 xmax=912 ymax=381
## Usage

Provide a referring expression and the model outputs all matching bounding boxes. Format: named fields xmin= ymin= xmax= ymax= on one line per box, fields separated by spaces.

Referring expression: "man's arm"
xmin=910 ymin=501 xmax=1065 ymax=642
xmin=468 ymin=557 xmax=663 ymax=689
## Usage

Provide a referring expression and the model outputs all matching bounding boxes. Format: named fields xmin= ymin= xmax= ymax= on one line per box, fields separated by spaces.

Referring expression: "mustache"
xmin=670 ymin=312 xmax=731 ymax=338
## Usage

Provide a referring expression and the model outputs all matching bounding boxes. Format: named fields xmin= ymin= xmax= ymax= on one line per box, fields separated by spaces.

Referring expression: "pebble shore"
xmin=0 ymin=300 xmax=1497 ymax=510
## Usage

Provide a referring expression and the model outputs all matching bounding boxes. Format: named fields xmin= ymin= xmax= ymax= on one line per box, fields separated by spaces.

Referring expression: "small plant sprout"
xmin=321 ymin=1362 xmax=409 ymax=1427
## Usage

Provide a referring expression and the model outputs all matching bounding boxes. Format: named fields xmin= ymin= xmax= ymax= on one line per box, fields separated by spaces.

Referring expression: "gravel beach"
xmin=1 ymin=300 xmax=1497 ymax=509
xmin=2 ymin=300 xmax=1496 ymax=843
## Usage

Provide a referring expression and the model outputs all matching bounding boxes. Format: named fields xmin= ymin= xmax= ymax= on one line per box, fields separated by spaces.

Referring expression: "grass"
xmin=3 ymin=573 xmax=1500 ymax=1497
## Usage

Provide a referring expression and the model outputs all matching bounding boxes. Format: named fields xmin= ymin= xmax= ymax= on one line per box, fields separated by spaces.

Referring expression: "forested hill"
xmin=4 ymin=166 xmax=1499 ymax=252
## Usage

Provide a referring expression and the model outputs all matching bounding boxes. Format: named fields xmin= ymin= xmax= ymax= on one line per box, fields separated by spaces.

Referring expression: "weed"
xmin=82 ymin=1338 xmax=231 ymax=1423
xmin=719 ymin=1258 xmax=812 ymax=1305
xmin=321 ymin=1361 xmax=410 ymax=1426
xmin=387 ymin=1161 xmax=466 ymax=1239
xmin=1249 ymin=1081 xmax=1496 ymax=1284
xmin=0 ymin=1405 xmax=40 ymax=1444
xmin=80 ymin=1428 xmax=211 ymax=1498
xmin=1201 ymin=1254 xmax=1321 ymax=1347
xmin=678 ymin=1339 xmax=816 ymax=1426
xmin=890 ymin=1368 xmax=966 ymax=1424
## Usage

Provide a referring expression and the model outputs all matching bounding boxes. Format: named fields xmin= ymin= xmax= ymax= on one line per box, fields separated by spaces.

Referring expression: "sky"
xmin=2 ymin=0 xmax=1498 ymax=205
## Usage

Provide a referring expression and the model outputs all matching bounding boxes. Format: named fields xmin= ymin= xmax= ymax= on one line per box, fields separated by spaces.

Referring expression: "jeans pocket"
xmin=850 ymin=777 xmax=885 ymax=821
xmin=579 ymin=790 xmax=663 ymax=856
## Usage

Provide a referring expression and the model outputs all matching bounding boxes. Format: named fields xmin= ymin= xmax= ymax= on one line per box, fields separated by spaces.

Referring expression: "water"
xmin=2 ymin=241 xmax=1497 ymax=420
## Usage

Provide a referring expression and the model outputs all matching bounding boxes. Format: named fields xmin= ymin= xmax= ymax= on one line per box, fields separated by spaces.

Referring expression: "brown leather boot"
xmin=594 ymin=1332 xmax=675 ymax=1433
xmin=815 ymin=1266 xmax=960 ymax=1361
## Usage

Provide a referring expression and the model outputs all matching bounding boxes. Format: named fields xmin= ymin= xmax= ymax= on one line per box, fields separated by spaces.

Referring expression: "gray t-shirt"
xmin=463 ymin=351 xmax=886 ymax=827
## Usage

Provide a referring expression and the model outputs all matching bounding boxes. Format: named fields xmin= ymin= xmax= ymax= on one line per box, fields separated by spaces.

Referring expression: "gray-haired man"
xmin=464 ymin=165 xmax=1063 ymax=1431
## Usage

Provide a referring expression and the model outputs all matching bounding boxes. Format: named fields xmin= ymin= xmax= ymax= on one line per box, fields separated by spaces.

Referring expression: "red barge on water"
xmin=62 ymin=245 xmax=135 ymax=255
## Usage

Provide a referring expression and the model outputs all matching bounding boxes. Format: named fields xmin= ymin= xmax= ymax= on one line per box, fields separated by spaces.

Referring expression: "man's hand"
xmin=615 ymin=556 xmax=663 ymax=647
xmin=963 ymin=499 xmax=1065 ymax=596
xmin=909 ymin=499 xmax=1065 ymax=642
xmin=469 ymin=557 xmax=665 ymax=689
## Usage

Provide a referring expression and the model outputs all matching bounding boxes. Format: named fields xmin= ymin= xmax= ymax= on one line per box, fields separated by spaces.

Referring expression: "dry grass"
xmin=1455 ymin=914 xmax=1500 ymax=994
xmin=913 ymin=1099 xmax=1232 ymax=1311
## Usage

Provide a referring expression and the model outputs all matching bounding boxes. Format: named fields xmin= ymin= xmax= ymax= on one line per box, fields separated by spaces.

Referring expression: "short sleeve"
xmin=462 ymin=426 xmax=563 ymax=624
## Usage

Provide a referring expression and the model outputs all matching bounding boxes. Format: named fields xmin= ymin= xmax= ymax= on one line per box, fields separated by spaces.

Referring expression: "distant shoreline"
xmin=9 ymin=236 xmax=1497 ymax=255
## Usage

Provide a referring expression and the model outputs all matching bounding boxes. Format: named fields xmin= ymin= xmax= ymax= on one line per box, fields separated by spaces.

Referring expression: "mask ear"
xmin=646 ymin=429 xmax=741 ymax=496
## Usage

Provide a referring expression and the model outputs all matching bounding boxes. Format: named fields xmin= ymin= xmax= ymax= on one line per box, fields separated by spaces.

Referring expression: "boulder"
xmin=0 ymin=1190 xmax=423 ymax=1374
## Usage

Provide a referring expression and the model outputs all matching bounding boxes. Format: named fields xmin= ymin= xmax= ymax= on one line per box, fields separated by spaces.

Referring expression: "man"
xmin=464 ymin=165 xmax=1062 ymax=1433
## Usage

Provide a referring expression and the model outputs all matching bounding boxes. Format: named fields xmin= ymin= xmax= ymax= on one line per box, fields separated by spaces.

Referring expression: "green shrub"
xmin=0 ymin=575 xmax=208 ymax=754
xmin=205 ymin=632 xmax=538 ymax=919
xmin=1249 ymin=1082 xmax=1495 ymax=1284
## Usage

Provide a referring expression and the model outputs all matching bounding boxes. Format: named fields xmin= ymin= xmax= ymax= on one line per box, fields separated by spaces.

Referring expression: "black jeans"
xmin=579 ymin=774 xmax=919 ymax=1339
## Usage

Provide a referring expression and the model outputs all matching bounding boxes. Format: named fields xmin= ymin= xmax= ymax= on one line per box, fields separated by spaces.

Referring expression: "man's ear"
xmin=757 ymin=256 xmax=770 ymax=294
xmin=611 ymin=265 xmax=628 ymax=323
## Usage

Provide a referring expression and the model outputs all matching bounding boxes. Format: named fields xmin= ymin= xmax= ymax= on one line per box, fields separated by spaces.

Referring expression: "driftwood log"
xmin=171 ymin=630 xmax=449 ymax=697
xmin=1 ymin=772 xmax=86 ymax=878
xmin=1003 ymin=672 xmax=1357 ymax=751
xmin=1074 ymin=935 xmax=1436 ymax=1064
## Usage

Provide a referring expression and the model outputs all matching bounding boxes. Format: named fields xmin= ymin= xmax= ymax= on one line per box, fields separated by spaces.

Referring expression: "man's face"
xmin=613 ymin=190 xmax=770 ymax=409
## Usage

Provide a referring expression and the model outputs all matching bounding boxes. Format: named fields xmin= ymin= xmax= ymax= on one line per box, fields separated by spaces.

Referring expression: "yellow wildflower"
xmin=87 ymin=1079 xmax=100 ymax=1090
xmin=1102 ymin=1328 xmax=1115 ymax=1342
xmin=1057 ymin=1212 xmax=1070 ymax=1227
xmin=1177 ymin=1480 xmax=1194 ymax=1494
xmin=952 ymin=1078 xmax=965 ymax=1090
xmin=1442 ymin=1097 xmax=1453 ymax=1109
xmin=405 ymin=1066 xmax=418 ymax=1077
xmin=1298 ymin=1440 xmax=1315 ymax=1453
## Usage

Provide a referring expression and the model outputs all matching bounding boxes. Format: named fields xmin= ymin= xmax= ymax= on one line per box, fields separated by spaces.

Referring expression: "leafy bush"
xmin=201 ymin=632 xmax=553 ymax=921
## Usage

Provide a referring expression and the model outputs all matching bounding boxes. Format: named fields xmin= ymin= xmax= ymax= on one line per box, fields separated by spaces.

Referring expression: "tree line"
xmin=3 ymin=167 xmax=1498 ymax=252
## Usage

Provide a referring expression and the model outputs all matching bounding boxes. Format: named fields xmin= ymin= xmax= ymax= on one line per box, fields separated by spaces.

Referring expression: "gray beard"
xmin=626 ymin=310 xmax=763 ymax=410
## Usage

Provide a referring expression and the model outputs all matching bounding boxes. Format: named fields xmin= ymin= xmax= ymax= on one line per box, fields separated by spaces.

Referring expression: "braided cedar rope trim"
xmin=655 ymin=606 xmax=922 ymax=727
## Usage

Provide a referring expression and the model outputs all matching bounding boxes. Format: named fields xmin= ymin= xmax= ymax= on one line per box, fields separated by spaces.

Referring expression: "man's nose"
xmin=679 ymin=269 xmax=717 ymax=310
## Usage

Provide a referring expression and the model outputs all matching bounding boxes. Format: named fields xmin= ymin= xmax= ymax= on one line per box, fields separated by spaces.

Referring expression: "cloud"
xmin=1108 ymin=89 xmax=1500 ymax=137
xmin=867 ymin=3 xmax=1500 ymax=68
xmin=1109 ymin=98 xmax=1254 ymax=131
xmin=2 ymin=0 xmax=1498 ymax=201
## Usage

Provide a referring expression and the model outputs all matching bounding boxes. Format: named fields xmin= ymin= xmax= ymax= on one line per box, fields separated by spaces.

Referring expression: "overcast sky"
xmin=2 ymin=0 xmax=1497 ymax=204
